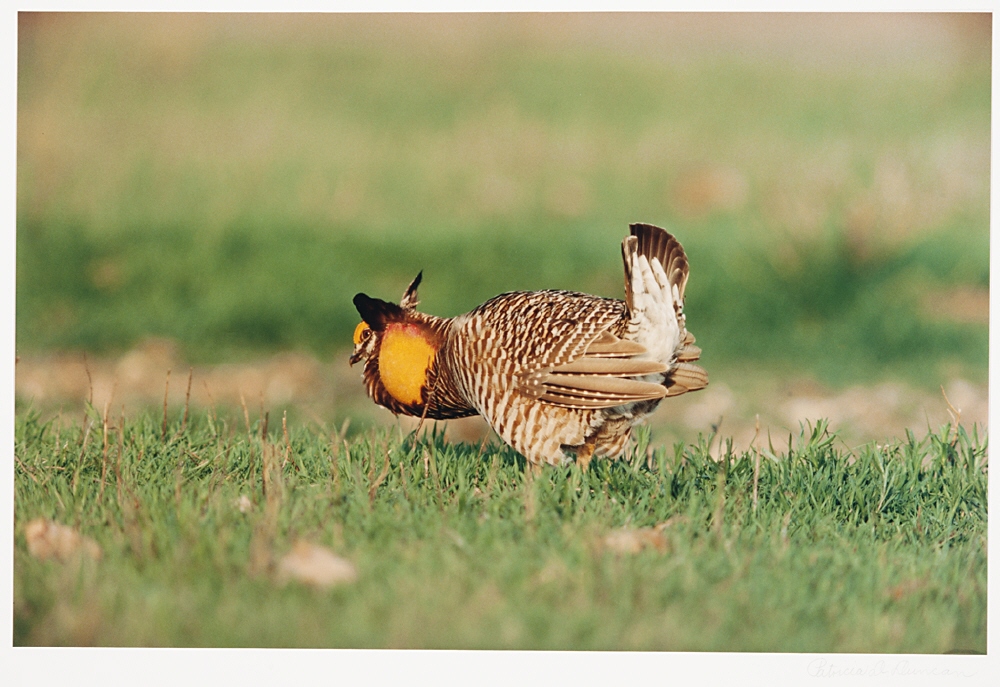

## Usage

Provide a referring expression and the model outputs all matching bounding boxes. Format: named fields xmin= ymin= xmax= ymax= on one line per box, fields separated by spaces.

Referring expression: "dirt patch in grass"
xmin=16 ymin=339 xmax=986 ymax=454
xmin=670 ymin=376 xmax=987 ymax=457
xmin=921 ymin=286 xmax=990 ymax=325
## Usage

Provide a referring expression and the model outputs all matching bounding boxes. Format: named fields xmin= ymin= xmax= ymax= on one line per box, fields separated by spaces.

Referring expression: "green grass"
xmin=13 ymin=408 xmax=987 ymax=651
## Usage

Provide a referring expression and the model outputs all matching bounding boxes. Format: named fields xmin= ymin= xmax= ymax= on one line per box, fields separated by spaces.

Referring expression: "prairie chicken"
xmin=350 ymin=223 xmax=707 ymax=469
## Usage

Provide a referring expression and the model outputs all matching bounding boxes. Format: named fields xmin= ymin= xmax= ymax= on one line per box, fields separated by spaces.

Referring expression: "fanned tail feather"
xmin=621 ymin=222 xmax=707 ymax=397
xmin=628 ymin=222 xmax=689 ymax=308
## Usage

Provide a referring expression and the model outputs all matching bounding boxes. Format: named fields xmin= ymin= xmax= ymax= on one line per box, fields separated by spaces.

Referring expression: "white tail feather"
xmin=629 ymin=252 xmax=683 ymax=368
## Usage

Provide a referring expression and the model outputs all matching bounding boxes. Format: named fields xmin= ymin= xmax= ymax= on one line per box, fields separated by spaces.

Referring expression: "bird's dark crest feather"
xmin=353 ymin=293 xmax=404 ymax=331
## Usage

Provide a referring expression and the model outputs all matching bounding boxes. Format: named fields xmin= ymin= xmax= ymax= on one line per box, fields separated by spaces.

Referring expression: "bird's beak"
xmin=349 ymin=349 xmax=364 ymax=366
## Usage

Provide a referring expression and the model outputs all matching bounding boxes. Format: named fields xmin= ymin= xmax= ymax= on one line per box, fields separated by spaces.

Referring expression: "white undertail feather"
xmin=620 ymin=223 xmax=705 ymax=402
xmin=630 ymin=253 xmax=682 ymax=368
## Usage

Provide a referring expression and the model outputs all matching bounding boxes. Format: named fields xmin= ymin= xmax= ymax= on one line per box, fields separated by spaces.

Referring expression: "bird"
xmin=349 ymin=223 xmax=707 ymax=470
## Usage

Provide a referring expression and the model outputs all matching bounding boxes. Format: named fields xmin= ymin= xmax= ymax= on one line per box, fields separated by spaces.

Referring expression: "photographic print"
xmin=13 ymin=11 xmax=988 ymax=657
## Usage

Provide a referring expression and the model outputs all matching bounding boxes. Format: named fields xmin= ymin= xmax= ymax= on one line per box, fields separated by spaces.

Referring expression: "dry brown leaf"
xmin=603 ymin=525 xmax=670 ymax=555
xmin=24 ymin=518 xmax=102 ymax=562
xmin=533 ymin=557 xmax=569 ymax=586
xmin=887 ymin=578 xmax=926 ymax=602
xmin=276 ymin=541 xmax=357 ymax=589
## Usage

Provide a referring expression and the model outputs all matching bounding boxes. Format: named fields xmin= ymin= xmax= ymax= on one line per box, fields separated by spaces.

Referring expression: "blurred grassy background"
xmin=16 ymin=13 xmax=990 ymax=402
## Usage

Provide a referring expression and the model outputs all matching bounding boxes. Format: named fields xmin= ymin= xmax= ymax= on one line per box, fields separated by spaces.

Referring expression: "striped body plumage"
xmin=350 ymin=223 xmax=707 ymax=468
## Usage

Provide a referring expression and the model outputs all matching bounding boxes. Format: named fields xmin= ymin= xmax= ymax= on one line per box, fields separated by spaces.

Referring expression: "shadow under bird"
xmin=350 ymin=223 xmax=708 ymax=469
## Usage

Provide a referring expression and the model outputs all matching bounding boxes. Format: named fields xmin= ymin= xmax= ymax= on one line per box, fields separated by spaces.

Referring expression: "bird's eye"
xmin=353 ymin=321 xmax=371 ymax=345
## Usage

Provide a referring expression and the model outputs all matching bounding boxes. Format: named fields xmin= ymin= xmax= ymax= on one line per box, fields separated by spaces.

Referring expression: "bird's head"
xmin=350 ymin=272 xmax=442 ymax=412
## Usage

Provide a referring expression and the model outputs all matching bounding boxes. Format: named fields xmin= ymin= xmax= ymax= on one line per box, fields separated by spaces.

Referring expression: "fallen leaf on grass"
xmin=24 ymin=518 xmax=102 ymax=562
xmin=886 ymin=578 xmax=926 ymax=601
xmin=534 ymin=558 xmax=569 ymax=585
xmin=603 ymin=523 xmax=675 ymax=555
xmin=603 ymin=528 xmax=667 ymax=554
xmin=276 ymin=541 xmax=357 ymax=589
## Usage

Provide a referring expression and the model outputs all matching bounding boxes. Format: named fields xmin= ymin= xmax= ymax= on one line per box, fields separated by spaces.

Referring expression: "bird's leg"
xmin=412 ymin=375 xmax=438 ymax=439
xmin=575 ymin=441 xmax=597 ymax=472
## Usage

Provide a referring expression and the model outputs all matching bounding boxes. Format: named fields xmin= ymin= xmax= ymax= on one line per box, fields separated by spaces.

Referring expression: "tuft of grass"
xmin=13 ymin=408 xmax=987 ymax=651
